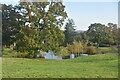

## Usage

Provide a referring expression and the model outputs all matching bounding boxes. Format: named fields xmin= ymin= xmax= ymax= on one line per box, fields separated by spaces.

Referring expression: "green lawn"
xmin=2 ymin=52 xmax=118 ymax=78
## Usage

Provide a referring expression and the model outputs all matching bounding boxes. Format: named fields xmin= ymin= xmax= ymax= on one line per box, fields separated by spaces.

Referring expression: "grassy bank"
xmin=2 ymin=52 xmax=118 ymax=78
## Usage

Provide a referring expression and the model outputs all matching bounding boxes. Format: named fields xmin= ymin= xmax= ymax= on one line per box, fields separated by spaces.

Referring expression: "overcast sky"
xmin=0 ymin=0 xmax=118 ymax=30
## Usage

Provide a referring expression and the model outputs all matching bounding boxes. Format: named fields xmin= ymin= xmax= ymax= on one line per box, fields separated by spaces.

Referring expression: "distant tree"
xmin=107 ymin=23 xmax=118 ymax=45
xmin=74 ymin=32 xmax=87 ymax=42
xmin=86 ymin=23 xmax=114 ymax=46
xmin=64 ymin=19 xmax=76 ymax=46
xmin=74 ymin=33 xmax=82 ymax=42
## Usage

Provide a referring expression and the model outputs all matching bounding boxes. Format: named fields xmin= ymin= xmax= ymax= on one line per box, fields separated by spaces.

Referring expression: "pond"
xmin=39 ymin=50 xmax=88 ymax=59
xmin=39 ymin=50 xmax=62 ymax=59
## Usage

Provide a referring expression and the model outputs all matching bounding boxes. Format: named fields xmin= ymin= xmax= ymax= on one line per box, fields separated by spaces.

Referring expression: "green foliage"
xmin=2 ymin=3 xmax=118 ymax=59
xmin=85 ymin=46 xmax=97 ymax=54
xmin=57 ymin=46 xmax=69 ymax=57
xmin=2 ymin=48 xmax=17 ymax=55
xmin=64 ymin=19 xmax=76 ymax=45
xmin=19 ymin=52 xmax=29 ymax=58
xmin=67 ymin=41 xmax=83 ymax=54
xmin=2 ymin=2 xmax=67 ymax=57
xmin=86 ymin=23 xmax=116 ymax=46
xmin=74 ymin=33 xmax=82 ymax=42
xmin=14 ymin=2 xmax=67 ymax=57
xmin=107 ymin=23 xmax=118 ymax=45
xmin=16 ymin=25 xmax=40 ymax=58
xmin=67 ymin=41 xmax=99 ymax=55
xmin=67 ymin=43 xmax=74 ymax=54
xmin=2 ymin=4 xmax=23 ymax=46
xmin=9 ymin=52 xmax=29 ymax=58
xmin=73 ymin=41 xmax=83 ymax=54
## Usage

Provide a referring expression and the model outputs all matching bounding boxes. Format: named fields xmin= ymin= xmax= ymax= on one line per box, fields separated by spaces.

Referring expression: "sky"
xmin=0 ymin=0 xmax=118 ymax=30
xmin=63 ymin=2 xmax=118 ymax=30
xmin=64 ymin=2 xmax=118 ymax=30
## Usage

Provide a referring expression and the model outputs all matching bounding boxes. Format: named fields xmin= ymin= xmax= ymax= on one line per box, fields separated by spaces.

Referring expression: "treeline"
xmin=64 ymin=19 xmax=118 ymax=47
xmin=2 ymin=2 xmax=119 ymax=58
xmin=63 ymin=19 xmax=118 ymax=57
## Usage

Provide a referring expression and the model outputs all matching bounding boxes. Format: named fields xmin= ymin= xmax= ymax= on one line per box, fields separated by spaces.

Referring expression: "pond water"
xmin=44 ymin=51 xmax=62 ymax=59
xmin=39 ymin=50 xmax=88 ymax=59
xmin=39 ymin=50 xmax=62 ymax=59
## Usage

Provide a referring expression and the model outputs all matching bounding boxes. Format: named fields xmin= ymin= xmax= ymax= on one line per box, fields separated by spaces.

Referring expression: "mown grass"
xmin=2 ymin=51 xmax=118 ymax=78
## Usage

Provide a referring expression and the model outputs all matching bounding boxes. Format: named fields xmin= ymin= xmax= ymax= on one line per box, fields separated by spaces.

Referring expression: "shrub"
xmin=10 ymin=53 xmax=20 ymax=57
xmin=57 ymin=46 xmax=69 ymax=57
xmin=3 ymin=48 xmax=16 ymax=55
xmin=10 ymin=52 xmax=29 ymax=58
xmin=67 ymin=41 xmax=83 ymax=54
xmin=67 ymin=44 xmax=74 ymax=54
xmin=21 ymin=52 xmax=29 ymax=58
xmin=85 ymin=47 xmax=96 ymax=55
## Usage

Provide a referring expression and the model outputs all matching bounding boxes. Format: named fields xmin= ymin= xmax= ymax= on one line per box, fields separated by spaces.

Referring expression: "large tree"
xmin=64 ymin=19 xmax=76 ymax=45
xmin=15 ymin=2 xmax=67 ymax=57
xmin=86 ymin=23 xmax=115 ymax=46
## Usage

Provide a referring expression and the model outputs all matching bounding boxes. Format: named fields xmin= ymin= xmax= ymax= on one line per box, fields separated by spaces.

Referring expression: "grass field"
xmin=2 ymin=50 xmax=118 ymax=78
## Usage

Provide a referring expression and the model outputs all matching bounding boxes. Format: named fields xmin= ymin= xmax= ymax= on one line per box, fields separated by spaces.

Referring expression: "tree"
xmin=74 ymin=33 xmax=82 ymax=42
xmin=73 ymin=41 xmax=83 ymax=56
xmin=67 ymin=41 xmax=83 ymax=56
xmin=86 ymin=23 xmax=114 ymax=46
xmin=2 ymin=4 xmax=23 ymax=46
xmin=74 ymin=31 xmax=87 ymax=42
xmin=16 ymin=25 xmax=40 ymax=58
xmin=64 ymin=19 xmax=76 ymax=46
xmin=15 ymin=2 xmax=67 ymax=57
xmin=107 ymin=23 xmax=118 ymax=45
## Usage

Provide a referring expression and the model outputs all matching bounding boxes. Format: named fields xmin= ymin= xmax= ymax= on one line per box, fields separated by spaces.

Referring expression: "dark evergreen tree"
xmin=64 ymin=19 xmax=76 ymax=46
